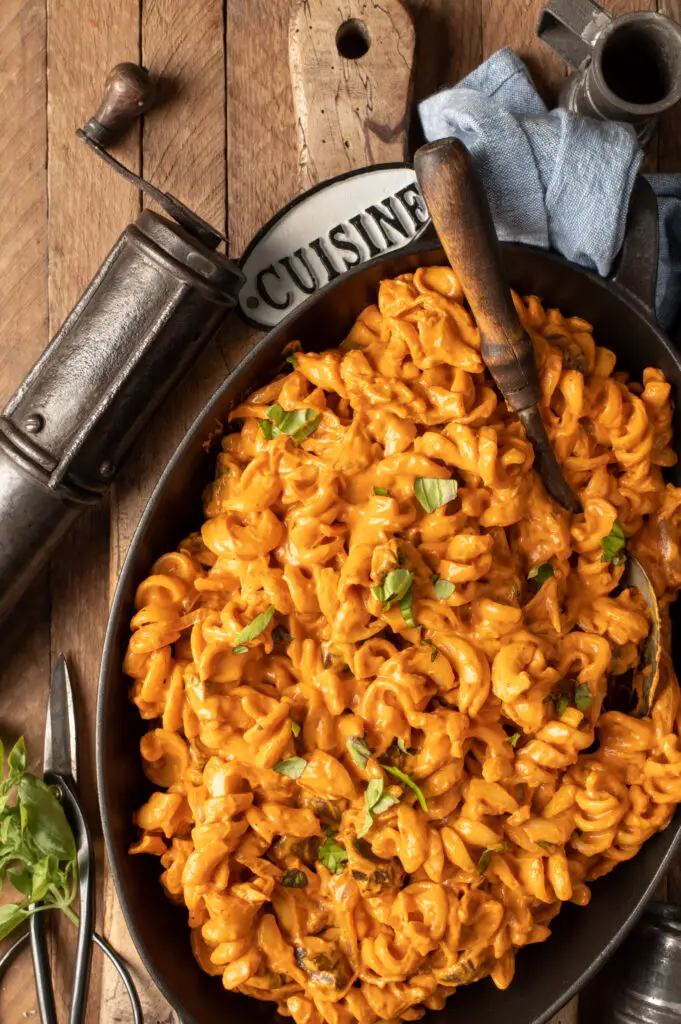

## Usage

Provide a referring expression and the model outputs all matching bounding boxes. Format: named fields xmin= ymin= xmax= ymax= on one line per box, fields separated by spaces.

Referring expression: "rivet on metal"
xmin=99 ymin=460 xmax=115 ymax=479
xmin=24 ymin=414 xmax=44 ymax=434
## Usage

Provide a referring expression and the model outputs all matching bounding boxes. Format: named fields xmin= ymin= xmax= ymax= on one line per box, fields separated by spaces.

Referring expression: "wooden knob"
xmin=289 ymin=0 xmax=415 ymax=191
xmin=414 ymin=137 xmax=540 ymax=412
xmin=82 ymin=63 xmax=155 ymax=148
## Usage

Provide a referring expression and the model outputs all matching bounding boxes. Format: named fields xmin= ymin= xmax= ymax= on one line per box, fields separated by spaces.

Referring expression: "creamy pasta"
xmin=126 ymin=265 xmax=681 ymax=1023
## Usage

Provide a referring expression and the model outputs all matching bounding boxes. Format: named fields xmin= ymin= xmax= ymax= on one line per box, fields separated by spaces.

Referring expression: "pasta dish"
xmin=125 ymin=265 xmax=681 ymax=1023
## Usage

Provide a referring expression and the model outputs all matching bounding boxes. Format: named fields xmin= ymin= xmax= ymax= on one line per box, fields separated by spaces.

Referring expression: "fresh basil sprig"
xmin=371 ymin=569 xmax=413 ymax=609
xmin=259 ymin=404 xmax=321 ymax=445
xmin=0 ymin=737 xmax=78 ymax=940
xmin=601 ymin=518 xmax=626 ymax=565
xmin=233 ymin=605 xmax=275 ymax=652
xmin=357 ymin=778 xmax=399 ymax=838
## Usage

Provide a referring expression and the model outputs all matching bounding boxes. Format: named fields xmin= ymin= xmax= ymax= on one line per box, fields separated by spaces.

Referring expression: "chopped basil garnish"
xmin=371 ymin=568 xmax=414 ymax=609
xmin=507 ymin=732 xmax=520 ymax=748
xmin=346 ymin=736 xmax=371 ymax=771
xmin=234 ymin=605 xmax=275 ymax=651
xmin=575 ymin=683 xmax=593 ymax=711
xmin=259 ymin=404 xmax=321 ymax=446
xmin=290 ymin=718 xmax=301 ymax=738
xmin=432 ymin=575 xmax=455 ymax=600
xmin=373 ymin=487 xmax=388 ymax=496
xmin=601 ymin=518 xmax=626 ymax=565
xmin=233 ymin=645 xmax=248 ymax=655
xmin=272 ymin=626 xmax=293 ymax=645
xmin=528 ymin=563 xmax=554 ymax=589
xmin=273 ymin=757 xmax=307 ymax=780
xmin=281 ymin=868 xmax=307 ymax=887
xmin=318 ymin=831 xmax=348 ymax=874
xmin=477 ymin=841 xmax=509 ymax=875
xmin=383 ymin=765 xmax=428 ymax=812
xmin=422 ymin=638 xmax=439 ymax=662
xmin=536 ymin=840 xmax=554 ymax=852
xmin=555 ymin=694 xmax=569 ymax=718
xmin=285 ymin=354 xmax=298 ymax=368
xmin=357 ymin=777 xmax=399 ymax=838
xmin=399 ymin=587 xmax=416 ymax=628
xmin=396 ymin=738 xmax=410 ymax=755
xmin=414 ymin=477 xmax=458 ymax=514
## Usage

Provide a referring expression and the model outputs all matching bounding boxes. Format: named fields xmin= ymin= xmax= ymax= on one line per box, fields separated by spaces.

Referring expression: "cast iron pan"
xmin=97 ymin=184 xmax=681 ymax=1024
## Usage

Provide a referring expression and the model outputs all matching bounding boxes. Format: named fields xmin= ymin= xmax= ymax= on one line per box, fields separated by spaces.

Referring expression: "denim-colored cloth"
xmin=419 ymin=47 xmax=681 ymax=334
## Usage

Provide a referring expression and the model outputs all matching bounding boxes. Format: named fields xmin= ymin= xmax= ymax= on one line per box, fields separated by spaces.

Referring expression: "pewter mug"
xmin=538 ymin=0 xmax=681 ymax=143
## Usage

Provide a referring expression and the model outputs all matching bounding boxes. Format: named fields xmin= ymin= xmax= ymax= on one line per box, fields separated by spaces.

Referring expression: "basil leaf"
xmin=507 ymin=733 xmax=520 ymax=748
xmin=536 ymin=840 xmax=554 ymax=852
xmin=555 ymin=695 xmax=569 ymax=718
xmin=318 ymin=831 xmax=348 ymax=874
xmin=347 ymin=737 xmax=371 ymax=771
xmin=396 ymin=738 xmax=409 ymax=755
xmin=272 ymin=626 xmax=293 ymax=645
xmin=8 ymin=737 xmax=26 ymax=777
xmin=281 ymin=868 xmax=307 ymax=887
xmin=286 ymin=354 xmax=298 ymax=368
xmin=31 ymin=855 xmax=56 ymax=901
xmin=17 ymin=775 xmax=75 ymax=861
xmin=414 ymin=477 xmax=458 ymax=514
xmin=290 ymin=719 xmax=301 ymax=738
xmin=372 ymin=792 xmax=399 ymax=815
xmin=373 ymin=487 xmax=388 ymax=496
xmin=528 ymin=562 xmax=554 ymax=589
xmin=574 ymin=683 xmax=594 ymax=711
xmin=383 ymin=765 xmax=428 ymax=812
xmin=476 ymin=841 xmax=509 ymax=876
xmin=260 ymin=405 xmax=322 ymax=446
xmin=8 ymin=865 xmax=32 ymax=898
xmin=234 ymin=605 xmax=275 ymax=648
xmin=365 ymin=778 xmax=384 ymax=809
xmin=433 ymin=577 xmax=455 ymax=600
xmin=357 ymin=806 xmax=374 ymax=839
xmin=600 ymin=518 xmax=626 ymax=565
xmin=273 ymin=757 xmax=307 ymax=780
xmin=0 ymin=904 xmax=28 ymax=941
xmin=399 ymin=588 xmax=416 ymax=628
xmin=421 ymin=638 xmax=438 ymax=662
xmin=233 ymin=645 xmax=248 ymax=655
xmin=371 ymin=569 xmax=414 ymax=609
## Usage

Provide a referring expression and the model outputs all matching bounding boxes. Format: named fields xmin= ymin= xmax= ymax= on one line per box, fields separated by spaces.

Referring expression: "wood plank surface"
xmin=0 ymin=0 xmax=679 ymax=1021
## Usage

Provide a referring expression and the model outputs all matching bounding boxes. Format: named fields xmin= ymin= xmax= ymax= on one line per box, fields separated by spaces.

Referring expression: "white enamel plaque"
xmin=238 ymin=164 xmax=430 ymax=330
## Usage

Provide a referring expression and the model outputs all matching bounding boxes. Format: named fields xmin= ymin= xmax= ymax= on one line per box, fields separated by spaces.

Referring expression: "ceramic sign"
xmin=238 ymin=164 xmax=430 ymax=329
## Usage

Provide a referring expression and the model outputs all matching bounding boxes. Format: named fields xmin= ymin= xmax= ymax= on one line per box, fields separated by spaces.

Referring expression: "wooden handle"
xmin=289 ymin=0 xmax=415 ymax=190
xmin=414 ymin=137 xmax=540 ymax=412
xmin=82 ymin=63 xmax=155 ymax=148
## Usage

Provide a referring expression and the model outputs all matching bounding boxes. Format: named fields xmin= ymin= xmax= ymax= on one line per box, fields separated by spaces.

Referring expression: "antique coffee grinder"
xmin=0 ymin=64 xmax=245 ymax=624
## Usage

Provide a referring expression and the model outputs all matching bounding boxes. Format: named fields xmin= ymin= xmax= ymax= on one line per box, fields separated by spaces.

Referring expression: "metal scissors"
xmin=0 ymin=655 xmax=142 ymax=1023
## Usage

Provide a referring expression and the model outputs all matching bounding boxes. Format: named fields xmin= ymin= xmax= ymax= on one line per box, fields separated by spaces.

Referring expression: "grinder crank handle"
xmin=81 ymin=63 xmax=156 ymax=148
xmin=414 ymin=137 xmax=580 ymax=513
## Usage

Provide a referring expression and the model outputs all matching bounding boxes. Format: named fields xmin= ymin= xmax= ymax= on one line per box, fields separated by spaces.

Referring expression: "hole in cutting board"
xmin=336 ymin=19 xmax=370 ymax=60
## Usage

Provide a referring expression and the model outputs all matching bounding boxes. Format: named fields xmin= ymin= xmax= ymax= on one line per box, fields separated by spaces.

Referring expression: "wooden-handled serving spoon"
xmin=414 ymin=136 xmax=660 ymax=715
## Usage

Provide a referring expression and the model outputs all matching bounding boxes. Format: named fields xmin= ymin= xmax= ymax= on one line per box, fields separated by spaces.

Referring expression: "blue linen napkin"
xmin=418 ymin=47 xmax=681 ymax=336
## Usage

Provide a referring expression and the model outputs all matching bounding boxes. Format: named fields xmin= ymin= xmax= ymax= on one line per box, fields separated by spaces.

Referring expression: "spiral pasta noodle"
xmin=126 ymin=265 xmax=681 ymax=1023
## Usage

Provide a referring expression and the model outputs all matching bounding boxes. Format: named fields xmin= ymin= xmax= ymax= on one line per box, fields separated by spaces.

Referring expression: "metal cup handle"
xmin=537 ymin=0 xmax=613 ymax=70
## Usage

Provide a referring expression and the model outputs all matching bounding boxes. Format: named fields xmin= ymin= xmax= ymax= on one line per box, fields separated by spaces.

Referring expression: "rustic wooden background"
xmin=1 ymin=0 xmax=680 ymax=1020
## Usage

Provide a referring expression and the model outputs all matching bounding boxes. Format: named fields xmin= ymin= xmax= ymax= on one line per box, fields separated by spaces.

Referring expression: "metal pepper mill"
xmin=0 ymin=64 xmax=245 ymax=625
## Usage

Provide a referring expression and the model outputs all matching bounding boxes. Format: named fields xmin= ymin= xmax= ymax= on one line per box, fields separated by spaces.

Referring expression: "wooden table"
xmin=1 ymin=0 xmax=680 ymax=1020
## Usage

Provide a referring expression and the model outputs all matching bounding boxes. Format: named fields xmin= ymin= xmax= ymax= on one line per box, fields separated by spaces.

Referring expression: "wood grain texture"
xmin=0 ymin=0 xmax=49 ymax=1018
xmin=44 ymin=0 xmax=140 ymax=1018
xmin=290 ymin=0 xmax=414 ymax=188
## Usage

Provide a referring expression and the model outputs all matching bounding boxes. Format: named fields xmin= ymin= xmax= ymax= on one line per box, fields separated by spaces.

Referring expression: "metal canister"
xmin=607 ymin=902 xmax=681 ymax=1023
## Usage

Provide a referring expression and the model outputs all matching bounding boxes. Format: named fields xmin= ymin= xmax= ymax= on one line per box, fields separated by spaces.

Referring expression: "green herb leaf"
xmin=286 ymin=354 xmax=298 ymax=368
xmin=8 ymin=865 xmax=32 ymax=898
xmin=0 ymin=904 xmax=28 ymax=941
xmin=318 ymin=831 xmax=348 ymax=874
xmin=536 ymin=840 xmax=554 ymax=851
xmin=600 ymin=518 xmax=626 ymax=565
xmin=373 ymin=487 xmax=388 ymax=497
xmin=18 ymin=776 xmax=75 ymax=862
xmin=281 ymin=868 xmax=307 ymax=887
xmin=528 ymin=563 xmax=554 ymax=589
xmin=8 ymin=738 xmax=26 ymax=777
xmin=507 ymin=733 xmax=520 ymax=748
xmin=433 ymin=577 xmax=455 ymax=600
xmin=399 ymin=587 xmax=416 ymax=628
xmin=347 ymin=736 xmax=372 ymax=771
xmin=414 ymin=477 xmax=459 ymax=514
xmin=272 ymin=626 xmax=294 ymax=645
xmin=476 ymin=841 xmax=509 ymax=876
xmin=555 ymin=695 xmax=569 ymax=718
xmin=383 ymin=765 xmax=428 ymax=812
xmin=233 ymin=645 xmax=248 ymax=655
xmin=372 ymin=792 xmax=399 ymax=815
xmin=396 ymin=738 xmax=410 ymax=755
xmin=259 ymin=404 xmax=322 ymax=446
xmin=511 ymin=579 xmax=521 ymax=599
xmin=273 ymin=757 xmax=307 ymax=780
xmin=574 ymin=683 xmax=594 ymax=711
xmin=234 ymin=605 xmax=275 ymax=649
xmin=290 ymin=719 xmax=301 ymax=738
xmin=421 ymin=638 xmax=439 ymax=662
xmin=31 ymin=856 xmax=56 ymax=901
xmin=371 ymin=569 xmax=414 ymax=609
xmin=358 ymin=778 xmax=399 ymax=838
